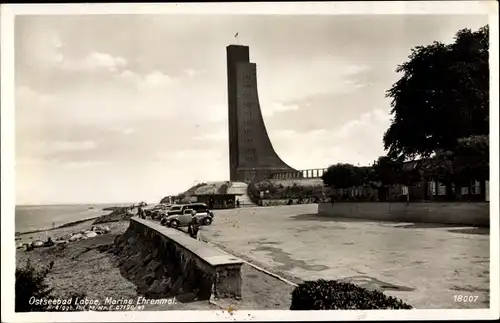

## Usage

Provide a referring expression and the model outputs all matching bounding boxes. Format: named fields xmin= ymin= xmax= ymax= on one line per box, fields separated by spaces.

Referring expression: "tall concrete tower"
xmin=227 ymin=44 xmax=298 ymax=182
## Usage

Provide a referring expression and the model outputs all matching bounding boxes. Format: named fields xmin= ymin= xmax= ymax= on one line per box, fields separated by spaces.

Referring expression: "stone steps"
xmin=227 ymin=182 xmax=256 ymax=207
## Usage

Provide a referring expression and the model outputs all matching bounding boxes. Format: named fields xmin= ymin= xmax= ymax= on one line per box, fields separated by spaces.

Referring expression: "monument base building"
xmin=227 ymin=44 xmax=301 ymax=182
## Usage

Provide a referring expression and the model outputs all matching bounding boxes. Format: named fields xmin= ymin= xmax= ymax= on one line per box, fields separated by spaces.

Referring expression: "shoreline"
xmin=15 ymin=216 xmax=102 ymax=236
xmin=15 ymin=207 xmax=132 ymax=237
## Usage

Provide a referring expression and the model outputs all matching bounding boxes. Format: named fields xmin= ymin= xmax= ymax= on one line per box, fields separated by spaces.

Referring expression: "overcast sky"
xmin=15 ymin=14 xmax=488 ymax=205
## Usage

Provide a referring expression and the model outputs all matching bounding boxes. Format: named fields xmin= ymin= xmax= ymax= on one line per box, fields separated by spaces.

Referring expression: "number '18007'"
xmin=453 ymin=295 xmax=479 ymax=302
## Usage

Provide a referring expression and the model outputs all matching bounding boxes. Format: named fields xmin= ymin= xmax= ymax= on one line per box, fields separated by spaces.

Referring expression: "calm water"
xmin=15 ymin=203 xmax=132 ymax=233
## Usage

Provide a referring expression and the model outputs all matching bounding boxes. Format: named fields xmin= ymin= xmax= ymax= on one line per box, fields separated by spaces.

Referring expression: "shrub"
xmin=246 ymin=180 xmax=261 ymax=204
xmin=290 ymin=279 xmax=412 ymax=310
xmin=16 ymin=259 xmax=54 ymax=312
xmin=218 ymin=181 xmax=230 ymax=194
xmin=16 ymin=259 xmax=86 ymax=312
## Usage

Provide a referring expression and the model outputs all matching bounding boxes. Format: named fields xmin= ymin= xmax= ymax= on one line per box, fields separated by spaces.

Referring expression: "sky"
xmin=14 ymin=14 xmax=489 ymax=205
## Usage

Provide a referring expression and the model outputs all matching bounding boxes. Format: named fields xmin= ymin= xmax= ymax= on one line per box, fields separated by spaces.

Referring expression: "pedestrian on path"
xmin=188 ymin=210 xmax=200 ymax=239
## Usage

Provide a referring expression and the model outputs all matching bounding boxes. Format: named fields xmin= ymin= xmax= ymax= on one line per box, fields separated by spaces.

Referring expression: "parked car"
xmin=144 ymin=204 xmax=171 ymax=219
xmin=163 ymin=203 xmax=214 ymax=228
xmin=166 ymin=203 xmax=209 ymax=216
xmin=154 ymin=204 xmax=171 ymax=217
xmin=165 ymin=204 xmax=185 ymax=216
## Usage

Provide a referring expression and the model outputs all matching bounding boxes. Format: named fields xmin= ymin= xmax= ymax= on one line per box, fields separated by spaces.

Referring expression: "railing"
xmin=270 ymin=168 xmax=328 ymax=180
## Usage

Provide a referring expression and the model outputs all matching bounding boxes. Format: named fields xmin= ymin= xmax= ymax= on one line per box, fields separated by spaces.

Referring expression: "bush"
xmin=16 ymin=259 xmax=54 ymax=312
xmin=16 ymin=259 xmax=86 ymax=312
xmin=246 ymin=180 xmax=261 ymax=204
xmin=252 ymin=180 xmax=326 ymax=200
xmin=218 ymin=181 xmax=230 ymax=194
xmin=290 ymin=279 xmax=412 ymax=310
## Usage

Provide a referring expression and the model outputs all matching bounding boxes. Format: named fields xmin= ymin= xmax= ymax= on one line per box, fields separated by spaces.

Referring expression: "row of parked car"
xmin=142 ymin=202 xmax=215 ymax=228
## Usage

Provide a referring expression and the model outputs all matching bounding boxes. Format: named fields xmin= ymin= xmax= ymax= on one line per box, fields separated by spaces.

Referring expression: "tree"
xmin=419 ymin=150 xmax=455 ymax=199
xmin=353 ymin=166 xmax=372 ymax=187
xmin=370 ymin=156 xmax=423 ymax=202
xmin=419 ymin=135 xmax=489 ymax=199
xmin=322 ymin=164 xmax=363 ymax=199
xmin=370 ymin=156 xmax=403 ymax=201
xmin=384 ymin=25 xmax=489 ymax=160
xmin=371 ymin=156 xmax=401 ymax=188
xmin=453 ymin=135 xmax=489 ymax=182
xmin=452 ymin=134 xmax=489 ymax=199
xmin=398 ymin=162 xmax=422 ymax=203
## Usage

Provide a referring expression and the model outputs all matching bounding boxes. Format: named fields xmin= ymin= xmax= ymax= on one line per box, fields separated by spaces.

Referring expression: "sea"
xmin=15 ymin=203 xmax=133 ymax=234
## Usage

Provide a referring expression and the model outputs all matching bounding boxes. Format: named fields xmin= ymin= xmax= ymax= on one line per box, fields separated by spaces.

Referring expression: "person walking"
xmin=138 ymin=206 xmax=145 ymax=219
xmin=188 ymin=210 xmax=200 ymax=240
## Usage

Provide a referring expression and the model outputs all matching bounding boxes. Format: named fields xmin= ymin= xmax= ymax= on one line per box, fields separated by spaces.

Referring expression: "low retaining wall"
xmin=114 ymin=217 xmax=243 ymax=301
xmin=317 ymin=202 xmax=490 ymax=227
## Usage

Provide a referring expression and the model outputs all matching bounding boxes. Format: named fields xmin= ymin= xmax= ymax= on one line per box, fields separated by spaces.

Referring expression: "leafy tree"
xmin=322 ymin=163 xmax=362 ymax=190
xmin=420 ymin=150 xmax=455 ymax=197
xmin=370 ymin=156 xmax=401 ymax=187
xmin=398 ymin=162 xmax=422 ymax=202
xmin=384 ymin=25 xmax=489 ymax=160
xmin=353 ymin=166 xmax=372 ymax=187
xmin=370 ymin=156 xmax=422 ymax=202
xmin=420 ymin=135 xmax=489 ymax=198
xmin=453 ymin=135 xmax=489 ymax=183
xmin=399 ymin=164 xmax=422 ymax=186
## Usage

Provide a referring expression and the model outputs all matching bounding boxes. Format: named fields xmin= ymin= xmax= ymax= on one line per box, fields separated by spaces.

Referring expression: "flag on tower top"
xmin=234 ymin=32 xmax=239 ymax=38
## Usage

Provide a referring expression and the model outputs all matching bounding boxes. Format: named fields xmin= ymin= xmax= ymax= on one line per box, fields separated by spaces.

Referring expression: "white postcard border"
xmin=1 ymin=2 xmax=498 ymax=322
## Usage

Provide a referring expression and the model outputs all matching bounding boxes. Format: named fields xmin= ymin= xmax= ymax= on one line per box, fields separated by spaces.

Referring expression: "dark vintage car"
xmin=165 ymin=203 xmax=208 ymax=216
xmin=162 ymin=203 xmax=214 ymax=228
xmin=144 ymin=203 xmax=171 ymax=219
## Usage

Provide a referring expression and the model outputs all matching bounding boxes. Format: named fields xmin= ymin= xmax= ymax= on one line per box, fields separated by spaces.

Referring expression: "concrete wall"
xmin=114 ymin=217 xmax=243 ymax=301
xmin=317 ymin=202 xmax=490 ymax=227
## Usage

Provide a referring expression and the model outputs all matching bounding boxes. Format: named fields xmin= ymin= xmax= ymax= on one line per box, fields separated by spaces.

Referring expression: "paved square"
xmin=199 ymin=204 xmax=490 ymax=309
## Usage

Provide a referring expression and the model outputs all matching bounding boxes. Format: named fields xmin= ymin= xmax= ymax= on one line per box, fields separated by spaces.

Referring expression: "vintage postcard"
xmin=1 ymin=2 xmax=498 ymax=322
